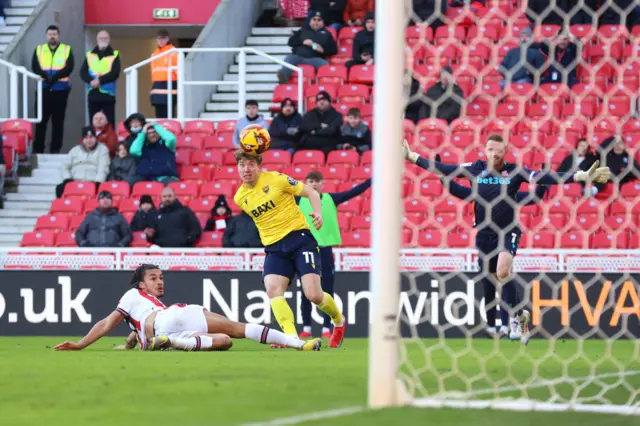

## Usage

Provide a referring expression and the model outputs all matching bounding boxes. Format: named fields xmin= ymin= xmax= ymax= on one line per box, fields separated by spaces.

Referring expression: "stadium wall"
xmin=0 ymin=271 xmax=638 ymax=338
xmin=85 ymin=0 xmax=223 ymax=25
xmin=1 ymin=0 xmax=86 ymax=153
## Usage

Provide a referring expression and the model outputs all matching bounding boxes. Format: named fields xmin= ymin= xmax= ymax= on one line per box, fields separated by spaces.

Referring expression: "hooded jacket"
xmin=80 ymin=45 xmax=121 ymax=104
xmin=599 ymin=137 xmax=640 ymax=185
xmin=75 ymin=208 xmax=132 ymax=247
xmin=269 ymin=106 xmax=303 ymax=150
xmin=288 ymin=20 xmax=338 ymax=59
xmin=130 ymin=206 xmax=159 ymax=232
xmin=233 ymin=113 xmax=269 ymax=147
xmin=62 ymin=142 xmax=110 ymax=182
xmin=204 ymin=195 xmax=232 ymax=231
xmin=123 ymin=113 xmax=147 ymax=147
xmin=352 ymin=15 xmax=375 ymax=62
xmin=222 ymin=213 xmax=263 ymax=248
xmin=298 ymin=105 xmax=344 ymax=152
xmin=500 ymin=42 xmax=546 ymax=83
xmin=151 ymin=200 xmax=202 ymax=247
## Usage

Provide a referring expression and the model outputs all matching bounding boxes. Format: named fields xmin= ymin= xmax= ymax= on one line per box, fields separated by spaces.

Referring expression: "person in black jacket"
xmin=107 ymin=142 xmax=137 ymax=181
xmin=268 ymin=98 xmax=303 ymax=152
xmin=539 ymin=33 xmax=580 ymax=88
xmin=75 ymin=191 xmax=132 ymax=247
xmin=308 ymin=0 xmax=346 ymax=29
xmin=597 ymin=135 xmax=640 ymax=194
xmin=421 ymin=66 xmax=464 ymax=124
xmin=411 ymin=0 xmax=446 ymax=28
xmin=149 ymin=187 xmax=202 ymax=248
xmin=557 ymin=139 xmax=598 ymax=196
xmin=298 ymin=91 xmax=343 ymax=153
xmin=123 ymin=112 xmax=146 ymax=148
xmin=222 ymin=212 xmax=263 ymax=248
xmin=130 ymin=195 xmax=158 ymax=234
xmin=276 ymin=11 xmax=338 ymax=83
xmin=346 ymin=12 xmax=374 ymax=70
xmin=80 ymin=31 xmax=121 ymax=126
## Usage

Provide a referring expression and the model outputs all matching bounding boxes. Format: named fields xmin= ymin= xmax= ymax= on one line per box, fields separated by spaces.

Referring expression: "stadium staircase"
xmin=0 ymin=0 xmax=41 ymax=55
xmin=201 ymin=27 xmax=295 ymax=120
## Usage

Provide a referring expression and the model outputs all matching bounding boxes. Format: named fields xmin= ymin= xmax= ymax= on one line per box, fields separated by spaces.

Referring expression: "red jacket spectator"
xmin=343 ymin=0 xmax=374 ymax=25
xmin=91 ymin=111 xmax=118 ymax=158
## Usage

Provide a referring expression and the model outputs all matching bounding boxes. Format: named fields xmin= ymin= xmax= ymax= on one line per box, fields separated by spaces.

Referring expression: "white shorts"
xmin=154 ymin=305 xmax=208 ymax=339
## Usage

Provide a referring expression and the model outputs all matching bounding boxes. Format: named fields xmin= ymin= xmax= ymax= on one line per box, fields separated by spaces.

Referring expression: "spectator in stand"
xmin=411 ymin=0 xmax=447 ymax=28
xmin=130 ymin=195 xmax=158 ymax=236
xmin=80 ymin=30 xmax=120 ymax=127
xmin=204 ymin=195 xmax=232 ymax=232
xmin=149 ymin=187 xmax=202 ymax=248
xmin=343 ymin=0 xmax=374 ymax=27
xmin=222 ymin=212 xmax=263 ymax=248
xmin=298 ymin=91 xmax=343 ymax=153
xmin=91 ymin=111 xmax=118 ymax=158
xmin=0 ymin=136 xmax=4 ymax=209
xmin=123 ymin=112 xmax=146 ymax=148
xmin=346 ymin=12 xmax=374 ymax=70
xmin=557 ymin=139 xmax=597 ymax=176
xmin=233 ymin=100 xmax=268 ymax=147
xmin=128 ymin=122 xmax=178 ymax=186
xmin=597 ymin=135 xmax=640 ymax=194
xmin=150 ymin=29 xmax=178 ymax=118
xmin=269 ymin=98 xmax=303 ymax=152
xmin=107 ymin=142 xmax=137 ymax=182
xmin=56 ymin=127 xmax=110 ymax=198
xmin=75 ymin=191 xmax=132 ymax=248
xmin=276 ymin=11 xmax=337 ymax=84
xmin=539 ymin=32 xmax=580 ymax=88
xmin=422 ymin=66 xmax=464 ymax=123
xmin=308 ymin=0 xmax=346 ymax=30
xmin=499 ymin=26 xmax=545 ymax=88
xmin=405 ymin=76 xmax=426 ymax=124
xmin=32 ymin=25 xmax=75 ymax=154
xmin=599 ymin=0 xmax=633 ymax=26
xmin=339 ymin=107 xmax=371 ymax=152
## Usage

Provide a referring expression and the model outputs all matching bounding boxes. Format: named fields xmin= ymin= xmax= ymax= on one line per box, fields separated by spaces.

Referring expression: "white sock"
xmin=171 ymin=336 xmax=213 ymax=351
xmin=303 ymin=326 xmax=312 ymax=333
xmin=245 ymin=323 xmax=305 ymax=349
xmin=322 ymin=327 xmax=330 ymax=334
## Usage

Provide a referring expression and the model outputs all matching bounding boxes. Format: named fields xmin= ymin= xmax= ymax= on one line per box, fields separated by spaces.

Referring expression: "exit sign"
xmin=153 ymin=8 xmax=180 ymax=20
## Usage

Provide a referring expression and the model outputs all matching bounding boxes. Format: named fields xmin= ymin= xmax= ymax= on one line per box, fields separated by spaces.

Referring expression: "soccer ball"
xmin=239 ymin=124 xmax=271 ymax=155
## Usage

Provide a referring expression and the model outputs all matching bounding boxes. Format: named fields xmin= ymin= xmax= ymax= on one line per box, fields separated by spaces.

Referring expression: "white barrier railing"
xmin=0 ymin=58 xmax=42 ymax=123
xmin=1 ymin=248 xmax=639 ymax=272
xmin=124 ymin=47 xmax=304 ymax=122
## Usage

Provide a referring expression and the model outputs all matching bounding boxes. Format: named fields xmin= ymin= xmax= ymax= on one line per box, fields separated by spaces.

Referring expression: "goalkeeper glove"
xmin=402 ymin=139 xmax=419 ymax=164
xmin=573 ymin=160 xmax=611 ymax=184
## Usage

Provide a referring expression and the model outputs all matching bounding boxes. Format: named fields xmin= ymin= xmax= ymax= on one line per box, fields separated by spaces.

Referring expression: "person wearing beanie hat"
xmin=499 ymin=25 xmax=545 ymax=88
xmin=419 ymin=65 xmax=464 ymax=124
xmin=298 ymin=90 xmax=343 ymax=153
xmin=268 ymin=97 xmax=303 ymax=152
xmin=276 ymin=9 xmax=337 ymax=84
xmin=346 ymin=11 xmax=375 ymax=70
xmin=130 ymin=194 xmax=159 ymax=234
xmin=343 ymin=0 xmax=374 ymax=26
xmin=123 ymin=112 xmax=146 ymax=148
xmin=75 ymin=190 xmax=132 ymax=248
xmin=55 ymin=125 xmax=110 ymax=198
xmin=204 ymin=195 xmax=232 ymax=231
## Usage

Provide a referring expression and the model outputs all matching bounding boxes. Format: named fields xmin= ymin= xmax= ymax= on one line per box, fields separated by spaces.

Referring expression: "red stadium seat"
xmin=434 ymin=25 xmax=465 ymax=44
xmin=176 ymin=134 xmax=204 ymax=151
xmin=348 ymin=65 xmax=375 ymax=85
xmin=189 ymin=198 xmax=216 ymax=214
xmin=55 ymin=232 xmax=77 ymax=247
xmin=21 ymin=231 xmax=55 ymax=247
xmin=404 ymin=197 xmax=429 ymax=214
xmin=216 ymin=120 xmax=237 ymax=135
xmin=50 ymin=198 xmax=83 ymax=216
xmin=574 ymin=214 xmax=600 ymax=231
xmin=338 ymin=84 xmax=370 ymax=103
xmin=180 ymin=166 xmax=211 ymax=183
xmin=168 ymin=181 xmax=200 ymax=201
xmin=526 ymin=231 xmax=556 ymax=249
xmin=83 ymin=198 xmax=100 ymax=214
xmin=272 ymin=84 xmax=299 ymax=104
xmin=156 ymin=119 xmax=182 ymax=135
xmin=447 ymin=231 xmax=474 ymax=248
xmin=281 ymin=165 xmax=313 ymax=181
xmin=620 ymin=182 xmax=640 ymax=199
xmin=63 ymin=181 xmax=96 ymax=199
xmin=326 ymin=150 xmax=359 ymax=167
xmin=559 ymin=229 xmax=588 ymax=248
xmin=175 ymin=150 xmax=191 ymax=168
xmin=317 ymin=166 xmax=350 ymax=182
xmin=69 ymin=215 xmax=85 ymax=231
xmin=196 ymin=231 xmax=224 ymax=248
xmin=222 ymin=151 xmax=237 ymax=166
xmin=1 ymin=119 xmax=32 ymax=155
xmin=183 ymin=120 xmax=215 ymax=136
xmin=337 ymin=197 xmax=362 ymax=215
xmin=288 ymin=64 xmax=316 ymax=84
xmin=570 ymin=24 xmax=596 ymax=43
xmin=262 ymin=150 xmax=292 ymax=167
xmin=292 ymin=150 xmax=325 ymax=167
xmin=351 ymin=165 xmax=371 ymax=180
xmin=191 ymin=150 xmax=224 ymax=168
xmin=130 ymin=232 xmax=152 ymax=248
xmin=419 ymin=179 xmax=443 ymax=198
xmin=350 ymin=215 xmax=372 ymax=231
xmin=338 ymin=26 xmax=362 ymax=44
xmin=598 ymin=24 xmax=629 ymax=41
xmin=317 ymin=65 xmax=348 ymax=84
xmin=132 ymin=181 xmax=164 ymax=198
xmin=35 ymin=215 xmax=70 ymax=233
xmin=406 ymin=25 xmax=433 ymax=46
xmin=417 ymin=229 xmax=443 ymax=247
xmin=98 ymin=181 xmax=130 ymax=199
xmin=204 ymin=134 xmax=234 ymax=150
xmin=341 ymin=231 xmax=370 ymax=248
xmin=591 ymin=232 xmax=627 ymax=249
xmin=332 ymin=45 xmax=353 ymax=65
xmin=214 ymin=166 xmax=240 ymax=182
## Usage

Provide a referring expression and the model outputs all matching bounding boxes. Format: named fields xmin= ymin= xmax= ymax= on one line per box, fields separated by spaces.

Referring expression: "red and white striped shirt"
xmin=116 ymin=289 xmax=166 ymax=349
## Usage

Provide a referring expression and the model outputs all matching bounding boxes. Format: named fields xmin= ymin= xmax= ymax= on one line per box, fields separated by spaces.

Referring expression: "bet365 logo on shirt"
xmin=477 ymin=176 xmax=511 ymax=185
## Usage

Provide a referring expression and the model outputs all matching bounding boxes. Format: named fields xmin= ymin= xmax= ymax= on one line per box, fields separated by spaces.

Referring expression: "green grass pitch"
xmin=0 ymin=337 xmax=638 ymax=425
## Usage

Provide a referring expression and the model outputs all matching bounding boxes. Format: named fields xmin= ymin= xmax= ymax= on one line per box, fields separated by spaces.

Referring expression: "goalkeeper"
xmin=404 ymin=135 xmax=611 ymax=343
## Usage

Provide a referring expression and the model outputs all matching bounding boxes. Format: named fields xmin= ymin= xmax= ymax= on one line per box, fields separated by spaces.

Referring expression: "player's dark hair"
xmin=486 ymin=134 xmax=505 ymax=144
xmin=46 ymin=25 xmax=60 ymax=33
xmin=306 ymin=171 xmax=324 ymax=181
xmin=234 ymin=149 xmax=263 ymax=165
xmin=130 ymin=264 xmax=161 ymax=288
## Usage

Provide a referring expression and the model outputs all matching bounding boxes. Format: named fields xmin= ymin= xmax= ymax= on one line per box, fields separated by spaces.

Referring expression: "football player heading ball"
xmin=240 ymin=124 xmax=271 ymax=155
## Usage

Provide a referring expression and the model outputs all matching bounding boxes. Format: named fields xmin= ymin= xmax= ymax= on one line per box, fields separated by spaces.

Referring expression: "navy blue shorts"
xmin=476 ymin=231 xmax=521 ymax=273
xmin=263 ymin=230 xmax=321 ymax=282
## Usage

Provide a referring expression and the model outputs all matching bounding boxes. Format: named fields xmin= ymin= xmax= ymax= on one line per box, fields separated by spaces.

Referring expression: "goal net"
xmin=370 ymin=0 xmax=640 ymax=416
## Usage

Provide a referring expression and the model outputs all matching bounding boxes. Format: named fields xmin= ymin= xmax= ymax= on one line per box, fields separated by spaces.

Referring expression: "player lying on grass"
xmin=54 ymin=264 xmax=321 ymax=352
xmin=233 ymin=150 xmax=346 ymax=348
xmin=439 ymin=161 xmax=549 ymax=340
xmin=404 ymin=135 xmax=611 ymax=344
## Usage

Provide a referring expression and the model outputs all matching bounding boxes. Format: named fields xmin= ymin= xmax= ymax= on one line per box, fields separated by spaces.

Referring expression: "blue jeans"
xmin=499 ymin=77 xmax=533 ymax=89
xmin=279 ymin=55 xmax=329 ymax=81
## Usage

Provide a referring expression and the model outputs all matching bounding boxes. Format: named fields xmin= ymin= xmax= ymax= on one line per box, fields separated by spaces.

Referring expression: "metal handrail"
xmin=0 ymin=57 xmax=42 ymax=123
xmin=124 ymin=47 xmax=304 ymax=122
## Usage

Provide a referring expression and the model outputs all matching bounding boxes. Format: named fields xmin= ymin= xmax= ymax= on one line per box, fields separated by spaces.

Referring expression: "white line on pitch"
xmin=241 ymin=406 xmax=365 ymax=426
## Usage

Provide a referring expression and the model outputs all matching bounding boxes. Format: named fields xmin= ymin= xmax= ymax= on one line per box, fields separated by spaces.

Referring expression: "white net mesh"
xmin=398 ymin=0 xmax=640 ymax=415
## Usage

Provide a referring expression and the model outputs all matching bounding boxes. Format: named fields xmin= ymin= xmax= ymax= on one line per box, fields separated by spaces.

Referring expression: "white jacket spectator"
xmin=56 ymin=126 xmax=110 ymax=198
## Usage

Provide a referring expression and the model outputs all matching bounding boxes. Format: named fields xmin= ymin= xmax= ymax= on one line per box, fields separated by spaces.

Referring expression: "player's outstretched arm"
xmin=54 ymin=310 xmax=124 ymax=351
xmin=528 ymin=160 xmax=611 ymax=185
xmin=440 ymin=177 xmax=472 ymax=200
xmin=300 ymin=184 xmax=323 ymax=230
xmin=403 ymin=140 xmax=464 ymax=176
xmin=114 ymin=331 xmax=138 ymax=351
xmin=515 ymin=185 xmax=549 ymax=206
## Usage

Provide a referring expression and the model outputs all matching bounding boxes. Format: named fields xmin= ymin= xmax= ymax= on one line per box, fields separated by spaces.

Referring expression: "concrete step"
xmin=37 ymin=154 xmax=67 ymax=163
xmin=211 ymin=92 xmax=273 ymax=102
xmin=251 ymin=27 xmax=297 ymax=36
xmin=199 ymin=112 xmax=252 ymax=121
xmin=19 ymin=176 xmax=63 ymax=186
xmin=6 ymin=193 xmax=55 ymax=202
xmin=16 ymin=184 xmax=57 ymax=194
xmin=0 ymin=226 xmax=34 ymax=235
xmin=0 ymin=44 xmax=7 ymax=53
xmin=0 ymin=35 xmax=13 ymax=45
xmin=32 ymin=169 xmax=62 ymax=179
xmin=0 ymin=209 xmax=43 ymax=218
xmin=223 ymin=73 xmax=278 ymax=83
xmin=244 ymin=45 xmax=290 ymax=55
xmin=11 ymin=0 xmax=40 ymax=7
xmin=0 ymin=26 xmax=20 ymax=35
xmin=0 ymin=234 xmax=24 ymax=246
xmin=246 ymin=36 xmax=290 ymax=45
xmin=3 ymin=201 xmax=52 ymax=210
xmin=218 ymin=82 xmax=276 ymax=92
xmin=229 ymin=64 xmax=281 ymax=73
xmin=0 ymin=218 xmax=38 ymax=227
xmin=5 ymin=7 xmax=35 ymax=16
xmin=236 ymin=54 xmax=287 ymax=64
xmin=206 ymin=101 xmax=275 ymax=112
xmin=6 ymin=16 xmax=28 ymax=26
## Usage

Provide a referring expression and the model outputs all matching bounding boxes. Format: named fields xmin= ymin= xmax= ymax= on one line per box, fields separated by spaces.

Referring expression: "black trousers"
xmin=153 ymin=104 xmax=176 ymax=119
xmin=88 ymin=100 xmax=116 ymax=127
xmin=35 ymin=90 xmax=70 ymax=154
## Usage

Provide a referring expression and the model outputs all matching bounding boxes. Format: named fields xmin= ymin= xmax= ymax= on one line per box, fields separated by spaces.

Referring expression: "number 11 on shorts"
xmin=302 ymin=251 xmax=315 ymax=264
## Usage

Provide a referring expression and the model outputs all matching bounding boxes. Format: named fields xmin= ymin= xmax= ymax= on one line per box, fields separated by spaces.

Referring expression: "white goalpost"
xmin=368 ymin=0 xmax=640 ymax=416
